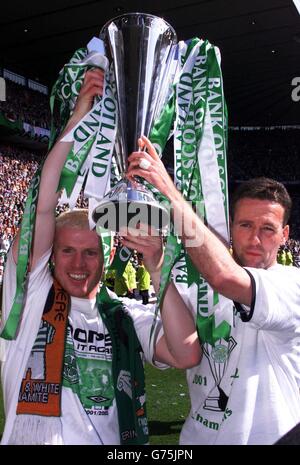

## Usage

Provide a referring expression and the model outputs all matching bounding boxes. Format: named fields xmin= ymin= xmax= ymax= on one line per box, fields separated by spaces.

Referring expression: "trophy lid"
xmin=100 ymin=12 xmax=177 ymax=43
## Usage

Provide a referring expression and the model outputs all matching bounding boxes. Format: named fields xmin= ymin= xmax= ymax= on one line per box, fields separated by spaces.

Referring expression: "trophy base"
xmin=203 ymin=396 xmax=223 ymax=412
xmin=92 ymin=179 xmax=169 ymax=233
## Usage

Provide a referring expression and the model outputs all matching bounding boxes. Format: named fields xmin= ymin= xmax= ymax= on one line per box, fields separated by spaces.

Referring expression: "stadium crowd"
xmin=0 ymin=80 xmax=51 ymax=129
xmin=227 ymin=128 xmax=300 ymax=182
xmin=227 ymin=128 xmax=300 ymax=239
xmin=0 ymin=144 xmax=155 ymax=301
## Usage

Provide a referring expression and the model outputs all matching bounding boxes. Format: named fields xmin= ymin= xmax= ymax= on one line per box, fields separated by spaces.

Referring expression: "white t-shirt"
xmin=178 ymin=264 xmax=300 ymax=445
xmin=0 ymin=249 xmax=164 ymax=445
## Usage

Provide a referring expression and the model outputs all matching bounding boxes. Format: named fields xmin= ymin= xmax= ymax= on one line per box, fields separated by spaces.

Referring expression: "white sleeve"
xmin=0 ymin=247 xmax=53 ymax=364
xmin=244 ymin=266 xmax=300 ymax=335
xmin=121 ymin=298 xmax=169 ymax=369
xmin=1 ymin=247 xmax=52 ymax=326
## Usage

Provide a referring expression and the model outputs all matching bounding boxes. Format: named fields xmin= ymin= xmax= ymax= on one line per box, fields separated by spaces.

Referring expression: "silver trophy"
xmin=203 ymin=337 xmax=237 ymax=412
xmin=92 ymin=13 xmax=177 ymax=232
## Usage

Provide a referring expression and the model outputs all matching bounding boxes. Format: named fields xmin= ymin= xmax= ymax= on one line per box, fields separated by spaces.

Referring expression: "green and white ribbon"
xmin=110 ymin=245 xmax=132 ymax=277
xmin=149 ymin=38 xmax=232 ymax=348
xmin=149 ymin=38 xmax=207 ymax=342
xmin=160 ymin=38 xmax=209 ymax=297
xmin=99 ymin=228 xmax=113 ymax=269
xmin=57 ymin=65 xmax=118 ymax=240
xmin=49 ymin=48 xmax=88 ymax=149
xmin=2 ymin=38 xmax=231 ymax=349
xmin=1 ymin=44 xmax=117 ymax=340
xmin=195 ymin=45 xmax=232 ymax=342
xmin=59 ymin=158 xmax=90 ymax=210
xmin=84 ymin=72 xmax=118 ymax=200
xmin=1 ymin=168 xmax=41 ymax=339
xmin=1 ymin=49 xmax=88 ymax=340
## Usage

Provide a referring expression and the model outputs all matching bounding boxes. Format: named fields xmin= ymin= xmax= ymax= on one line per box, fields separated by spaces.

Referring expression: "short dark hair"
xmin=230 ymin=177 xmax=292 ymax=226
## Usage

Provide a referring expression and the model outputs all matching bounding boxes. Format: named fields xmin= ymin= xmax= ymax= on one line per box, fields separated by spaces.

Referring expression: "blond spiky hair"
xmin=55 ymin=209 xmax=90 ymax=230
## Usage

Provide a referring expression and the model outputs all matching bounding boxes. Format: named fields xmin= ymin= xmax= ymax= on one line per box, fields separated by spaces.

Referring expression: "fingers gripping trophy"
xmin=92 ymin=13 xmax=177 ymax=232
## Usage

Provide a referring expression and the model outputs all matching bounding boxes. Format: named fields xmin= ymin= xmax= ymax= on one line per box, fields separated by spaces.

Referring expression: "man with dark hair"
xmin=126 ymin=137 xmax=300 ymax=445
xmin=230 ymin=177 xmax=292 ymax=228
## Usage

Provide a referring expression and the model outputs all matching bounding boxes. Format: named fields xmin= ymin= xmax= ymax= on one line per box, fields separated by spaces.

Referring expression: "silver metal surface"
xmin=92 ymin=12 xmax=177 ymax=232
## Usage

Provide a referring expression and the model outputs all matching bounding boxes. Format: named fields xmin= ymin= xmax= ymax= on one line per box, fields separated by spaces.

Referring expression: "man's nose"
xmin=249 ymin=229 xmax=261 ymax=245
xmin=72 ymin=252 xmax=85 ymax=267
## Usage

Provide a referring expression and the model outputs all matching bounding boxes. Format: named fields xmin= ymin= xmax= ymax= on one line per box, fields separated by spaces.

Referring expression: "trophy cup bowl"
xmin=92 ymin=12 xmax=177 ymax=233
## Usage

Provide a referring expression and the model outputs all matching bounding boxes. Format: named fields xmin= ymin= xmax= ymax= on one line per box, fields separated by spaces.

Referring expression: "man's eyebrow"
xmin=236 ymin=219 xmax=278 ymax=227
xmin=235 ymin=219 xmax=252 ymax=223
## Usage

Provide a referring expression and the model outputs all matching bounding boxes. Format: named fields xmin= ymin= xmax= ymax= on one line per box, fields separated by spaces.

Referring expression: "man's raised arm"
xmin=120 ymin=227 xmax=202 ymax=370
xmin=12 ymin=69 xmax=104 ymax=269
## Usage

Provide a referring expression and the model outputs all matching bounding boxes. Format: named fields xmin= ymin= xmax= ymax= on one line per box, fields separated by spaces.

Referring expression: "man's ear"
xmin=282 ymin=224 xmax=289 ymax=245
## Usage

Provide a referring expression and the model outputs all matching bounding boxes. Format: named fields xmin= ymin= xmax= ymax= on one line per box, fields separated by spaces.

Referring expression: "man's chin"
xmin=235 ymin=257 xmax=264 ymax=269
xmin=244 ymin=258 xmax=267 ymax=269
xmin=65 ymin=283 xmax=89 ymax=298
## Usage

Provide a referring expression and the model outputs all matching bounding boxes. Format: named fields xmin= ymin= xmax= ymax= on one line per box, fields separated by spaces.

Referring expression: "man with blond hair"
xmin=0 ymin=70 xmax=200 ymax=445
